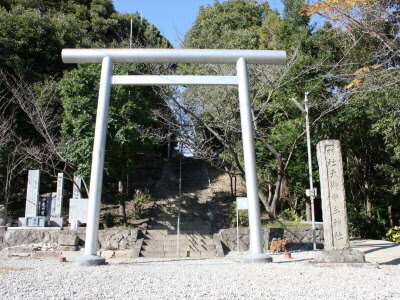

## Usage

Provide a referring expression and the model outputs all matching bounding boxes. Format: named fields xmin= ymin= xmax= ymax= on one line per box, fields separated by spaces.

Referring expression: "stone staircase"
xmin=139 ymin=157 xmax=223 ymax=258
xmin=140 ymin=229 xmax=217 ymax=258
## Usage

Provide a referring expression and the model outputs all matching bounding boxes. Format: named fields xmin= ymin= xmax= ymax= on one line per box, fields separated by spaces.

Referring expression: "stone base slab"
xmin=7 ymin=227 xmax=61 ymax=231
xmin=5 ymin=246 xmax=36 ymax=257
xmin=19 ymin=217 xmax=49 ymax=227
xmin=313 ymin=248 xmax=365 ymax=263
xmin=49 ymin=218 xmax=64 ymax=227
xmin=32 ymin=251 xmax=62 ymax=259
xmin=58 ymin=245 xmax=79 ymax=251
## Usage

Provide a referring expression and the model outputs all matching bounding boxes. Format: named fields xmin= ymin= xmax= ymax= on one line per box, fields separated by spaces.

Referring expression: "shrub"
xmin=100 ymin=212 xmax=118 ymax=229
xmin=386 ymin=226 xmax=400 ymax=243
xmin=269 ymin=238 xmax=289 ymax=253
xmin=278 ymin=208 xmax=304 ymax=222
xmin=127 ymin=190 xmax=151 ymax=220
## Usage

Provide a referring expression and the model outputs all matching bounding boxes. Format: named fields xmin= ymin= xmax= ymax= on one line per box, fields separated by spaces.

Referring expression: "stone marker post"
xmin=49 ymin=173 xmax=64 ymax=227
xmin=69 ymin=198 xmax=89 ymax=223
xmin=19 ymin=170 xmax=48 ymax=227
xmin=317 ymin=140 xmax=349 ymax=250
xmin=315 ymin=140 xmax=365 ymax=263
xmin=25 ymin=170 xmax=41 ymax=217
xmin=52 ymin=173 xmax=64 ymax=218
xmin=0 ymin=205 xmax=7 ymax=226
xmin=73 ymin=175 xmax=82 ymax=199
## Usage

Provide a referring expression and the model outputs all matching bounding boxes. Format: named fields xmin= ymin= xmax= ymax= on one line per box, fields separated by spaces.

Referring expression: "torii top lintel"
xmin=62 ymin=48 xmax=286 ymax=65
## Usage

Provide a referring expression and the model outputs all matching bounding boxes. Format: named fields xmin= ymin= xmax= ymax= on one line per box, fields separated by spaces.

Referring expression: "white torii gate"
xmin=62 ymin=48 xmax=286 ymax=266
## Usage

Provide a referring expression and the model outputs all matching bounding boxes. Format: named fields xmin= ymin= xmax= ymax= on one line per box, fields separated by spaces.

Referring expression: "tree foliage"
xmin=176 ymin=0 xmax=399 ymax=235
xmin=177 ymin=0 xmax=326 ymax=219
xmin=0 ymin=0 xmax=171 ymax=218
xmin=306 ymin=0 xmax=400 ymax=236
xmin=60 ymin=63 xmax=164 ymax=179
xmin=0 ymin=0 xmax=398 ymax=236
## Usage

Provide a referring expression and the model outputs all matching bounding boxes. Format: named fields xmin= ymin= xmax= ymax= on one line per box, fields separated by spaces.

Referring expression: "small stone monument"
xmin=25 ymin=170 xmax=40 ymax=217
xmin=315 ymin=140 xmax=365 ymax=263
xmin=73 ymin=175 xmax=82 ymax=199
xmin=69 ymin=175 xmax=88 ymax=228
xmin=49 ymin=173 xmax=64 ymax=227
xmin=69 ymin=198 xmax=89 ymax=224
xmin=0 ymin=205 xmax=7 ymax=226
xmin=19 ymin=170 xmax=48 ymax=227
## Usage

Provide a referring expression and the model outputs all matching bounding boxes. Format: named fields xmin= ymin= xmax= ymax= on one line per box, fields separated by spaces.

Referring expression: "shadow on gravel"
xmin=351 ymin=239 xmax=400 ymax=255
xmin=380 ymin=258 xmax=400 ymax=266
xmin=275 ymin=259 xmax=313 ymax=264
xmin=117 ymin=258 xmax=209 ymax=265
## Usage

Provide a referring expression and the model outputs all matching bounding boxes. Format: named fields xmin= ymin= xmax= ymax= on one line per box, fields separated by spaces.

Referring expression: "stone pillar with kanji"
xmin=315 ymin=140 xmax=365 ymax=263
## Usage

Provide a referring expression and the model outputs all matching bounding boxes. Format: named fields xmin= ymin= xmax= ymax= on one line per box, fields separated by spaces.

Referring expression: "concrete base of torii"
xmin=243 ymin=253 xmax=273 ymax=263
xmin=75 ymin=254 xmax=106 ymax=267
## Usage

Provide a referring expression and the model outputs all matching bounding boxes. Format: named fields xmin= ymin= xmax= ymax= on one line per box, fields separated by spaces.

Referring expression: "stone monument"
xmin=69 ymin=175 xmax=88 ymax=228
xmin=19 ymin=170 xmax=48 ymax=227
xmin=0 ymin=205 xmax=7 ymax=226
xmin=315 ymin=140 xmax=365 ymax=263
xmin=49 ymin=173 xmax=64 ymax=227
xmin=25 ymin=170 xmax=40 ymax=217
xmin=73 ymin=175 xmax=82 ymax=199
xmin=69 ymin=198 xmax=89 ymax=224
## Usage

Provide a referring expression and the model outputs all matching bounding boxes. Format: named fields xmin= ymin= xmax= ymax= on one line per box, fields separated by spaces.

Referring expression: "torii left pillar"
xmin=75 ymin=56 xmax=112 ymax=266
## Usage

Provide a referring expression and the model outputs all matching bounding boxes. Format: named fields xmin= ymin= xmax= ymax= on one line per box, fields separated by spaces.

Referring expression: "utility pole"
xmin=291 ymin=93 xmax=317 ymax=250
xmin=129 ymin=19 xmax=133 ymax=49
xmin=177 ymin=138 xmax=182 ymax=257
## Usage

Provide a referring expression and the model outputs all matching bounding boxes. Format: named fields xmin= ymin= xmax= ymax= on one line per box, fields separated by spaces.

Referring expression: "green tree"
xmin=177 ymin=0 xmax=328 ymax=219
xmin=60 ymin=64 xmax=163 ymax=178
xmin=0 ymin=0 xmax=171 ymax=218
xmin=59 ymin=62 xmax=165 ymax=221
xmin=184 ymin=0 xmax=269 ymax=49
xmin=181 ymin=0 xmax=367 ymax=223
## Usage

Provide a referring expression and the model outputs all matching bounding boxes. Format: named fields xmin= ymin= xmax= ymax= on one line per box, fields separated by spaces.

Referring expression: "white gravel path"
xmin=1 ymin=251 xmax=399 ymax=300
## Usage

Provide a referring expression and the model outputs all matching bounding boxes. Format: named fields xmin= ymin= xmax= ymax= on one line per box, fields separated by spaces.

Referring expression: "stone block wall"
xmin=0 ymin=228 xmax=139 ymax=251
xmin=1 ymin=226 xmax=323 ymax=254
xmin=218 ymin=226 xmax=324 ymax=252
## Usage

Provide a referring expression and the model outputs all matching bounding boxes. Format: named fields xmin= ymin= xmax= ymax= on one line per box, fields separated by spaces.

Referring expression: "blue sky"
xmin=112 ymin=0 xmax=284 ymax=48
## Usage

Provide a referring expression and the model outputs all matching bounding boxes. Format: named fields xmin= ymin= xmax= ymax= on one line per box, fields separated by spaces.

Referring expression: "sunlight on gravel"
xmin=1 ymin=251 xmax=399 ymax=300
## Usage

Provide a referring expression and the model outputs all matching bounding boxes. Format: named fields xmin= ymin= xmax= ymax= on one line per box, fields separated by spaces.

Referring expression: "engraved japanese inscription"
xmin=317 ymin=140 xmax=350 ymax=250
xmin=25 ymin=170 xmax=40 ymax=217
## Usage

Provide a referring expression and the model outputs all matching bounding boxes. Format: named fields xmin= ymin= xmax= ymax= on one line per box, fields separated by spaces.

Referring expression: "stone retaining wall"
xmin=1 ymin=226 xmax=323 ymax=254
xmin=0 ymin=227 xmax=139 ymax=251
xmin=219 ymin=226 xmax=324 ymax=252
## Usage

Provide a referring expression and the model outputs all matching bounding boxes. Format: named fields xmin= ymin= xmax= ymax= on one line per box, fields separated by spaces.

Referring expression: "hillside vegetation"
xmin=0 ymin=0 xmax=398 ymax=239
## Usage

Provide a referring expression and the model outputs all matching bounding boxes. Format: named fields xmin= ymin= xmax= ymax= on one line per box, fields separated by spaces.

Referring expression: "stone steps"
xmin=153 ymin=218 xmax=210 ymax=223
xmin=140 ymin=158 xmax=220 ymax=258
xmin=143 ymin=239 xmax=214 ymax=247
xmin=142 ymin=244 xmax=216 ymax=252
xmin=151 ymin=220 xmax=211 ymax=227
xmin=146 ymin=229 xmax=212 ymax=235
xmin=140 ymin=250 xmax=218 ymax=258
xmin=144 ymin=236 xmax=212 ymax=242
xmin=150 ymin=225 xmax=211 ymax=231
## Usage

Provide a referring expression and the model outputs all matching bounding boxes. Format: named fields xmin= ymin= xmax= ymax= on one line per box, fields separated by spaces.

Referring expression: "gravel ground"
xmin=0 ymin=251 xmax=399 ymax=300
